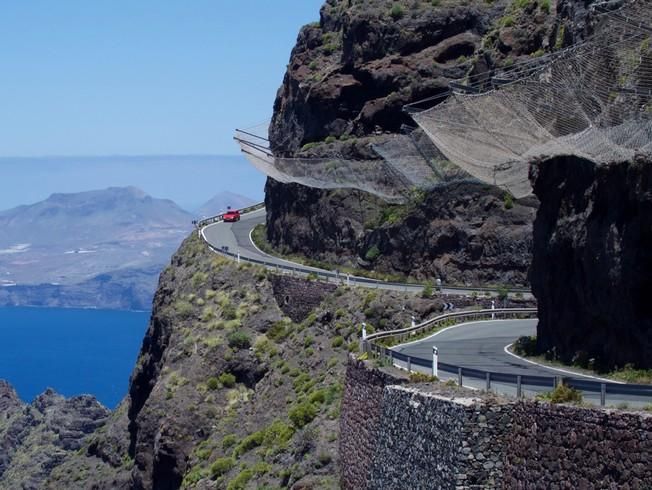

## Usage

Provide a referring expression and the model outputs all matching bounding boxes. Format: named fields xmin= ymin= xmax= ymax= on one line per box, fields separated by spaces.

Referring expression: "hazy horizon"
xmin=0 ymin=154 xmax=266 ymax=211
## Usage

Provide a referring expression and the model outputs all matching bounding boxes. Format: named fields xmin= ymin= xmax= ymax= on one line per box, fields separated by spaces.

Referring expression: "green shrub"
xmin=174 ymin=300 xmax=194 ymax=319
xmin=409 ymin=372 xmax=438 ymax=383
xmin=226 ymin=469 xmax=254 ymax=490
xmin=422 ymin=281 xmax=433 ymax=298
xmin=389 ymin=4 xmax=405 ymax=19
xmin=501 ymin=15 xmax=515 ymax=27
xmin=191 ymin=271 xmax=208 ymax=288
xmin=268 ymin=320 xmax=290 ymax=342
xmin=206 ymin=377 xmax=220 ymax=390
xmin=537 ymin=383 xmax=583 ymax=404
xmin=233 ymin=432 xmax=264 ymax=458
xmin=365 ymin=245 xmax=381 ymax=261
xmin=497 ymin=285 xmax=509 ymax=301
xmin=513 ymin=336 xmax=537 ymax=356
xmin=210 ymin=457 xmax=235 ymax=478
xmin=331 ymin=336 xmax=344 ymax=348
xmin=222 ymin=434 xmax=238 ymax=450
xmin=289 ymin=401 xmax=317 ymax=428
xmin=227 ymin=331 xmax=251 ymax=350
xmin=222 ymin=303 xmax=237 ymax=320
xmin=540 ymin=0 xmax=551 ymax=13
xmin=325 ymin=135 xmax=337 ymax=144
xmin=219 ymin=372 xmax=237 ymax=388
xmin=503 ymin=192 xmax=514 ymax=209
xmin=309 ymin=389 xmax=327 ymax=404
xmin=262 ymin=420 xmax=294 ymax=447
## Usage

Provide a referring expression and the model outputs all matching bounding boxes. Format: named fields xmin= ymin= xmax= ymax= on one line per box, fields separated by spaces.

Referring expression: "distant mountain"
xmin=196 ymin=191 xmax=256 ymax=218
xmin=0 ymin=187 xmax=193 ymax=309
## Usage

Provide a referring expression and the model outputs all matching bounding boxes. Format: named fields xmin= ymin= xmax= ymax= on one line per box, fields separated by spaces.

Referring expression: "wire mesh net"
xmin=235 ymin=1 xmax=651 ymax=201
xmin=411 ymin=0 xmax=652 ymax=197
xmin=235 ymin=126 xmax=468 ymax=203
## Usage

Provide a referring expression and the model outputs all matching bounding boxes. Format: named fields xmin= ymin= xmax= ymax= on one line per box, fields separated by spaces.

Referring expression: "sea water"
xmin=0 ymin=306 xmax=149 ymax=409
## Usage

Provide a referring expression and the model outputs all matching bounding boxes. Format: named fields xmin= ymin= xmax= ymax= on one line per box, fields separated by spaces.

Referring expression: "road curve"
xmin=201 ymin=208 xmax=531 ymax=297
xmin=393 ymin=319 xmax=584 ymax=378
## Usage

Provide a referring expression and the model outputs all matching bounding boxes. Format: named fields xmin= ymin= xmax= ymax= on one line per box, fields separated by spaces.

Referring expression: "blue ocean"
xmin=0 ymin=307 xmax=149 ymax=409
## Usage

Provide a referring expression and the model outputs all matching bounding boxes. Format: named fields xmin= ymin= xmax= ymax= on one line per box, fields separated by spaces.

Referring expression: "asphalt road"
xmin=201 ymin=210 xmax=652 ymax=406
xmin=393 ymin=319 xmax=573 ymax=378
xmin=201 ymin=208 xmax=531 ymax=297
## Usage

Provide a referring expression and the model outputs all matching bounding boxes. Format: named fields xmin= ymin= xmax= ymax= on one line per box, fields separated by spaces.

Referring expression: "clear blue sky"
xmin=0 ymin=0 xmax=323 ymax=156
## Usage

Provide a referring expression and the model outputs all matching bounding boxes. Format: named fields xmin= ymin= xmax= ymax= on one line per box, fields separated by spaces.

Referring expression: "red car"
xmin=223 ymin=209 xmax=241 ymax=222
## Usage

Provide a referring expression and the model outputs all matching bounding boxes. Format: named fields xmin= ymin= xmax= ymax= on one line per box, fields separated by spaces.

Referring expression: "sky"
xmin=0 ymin=1 xmax=323 ymax=156
xmin=0 ymin=1 xmax=323 ymax=208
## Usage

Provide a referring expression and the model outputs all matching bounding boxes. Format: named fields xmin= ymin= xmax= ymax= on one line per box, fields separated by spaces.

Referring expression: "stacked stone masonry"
xmin=269 ymin=275 xmax=337 ymax=323
xmin=340 ymin=359 xmax=652 ymax=489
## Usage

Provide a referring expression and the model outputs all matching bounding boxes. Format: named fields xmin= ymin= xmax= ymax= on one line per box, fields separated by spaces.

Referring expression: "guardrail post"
xmin=516 ymin=375 xmax=522 ymax=398
xmin=486 ymin=372 xmax=491 ymax=391
xmin=600 ymin=383 xmax=606 ymax=407
xmin=457 ymin=367 xmax=463 ymax=386
xmin=388 ymin=350 xmax=393 ymax=366
xmin=237 ymin=252 xmax=241 ymax=264
xmin=407 ymin=356 xmax=412 ymax=374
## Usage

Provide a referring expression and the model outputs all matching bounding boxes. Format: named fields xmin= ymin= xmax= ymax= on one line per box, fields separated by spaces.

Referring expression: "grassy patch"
xmin=537 ymin=383 xmax=583 ymax=404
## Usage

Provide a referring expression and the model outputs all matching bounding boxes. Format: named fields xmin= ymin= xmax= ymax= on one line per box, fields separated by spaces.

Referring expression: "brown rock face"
xmin=530 ymin=155 xmax=652 ymax=370
xmin=264 ymin=0 xmax=597 ymax=285
xmin=266 ymin=179 xmax=537 ymax=285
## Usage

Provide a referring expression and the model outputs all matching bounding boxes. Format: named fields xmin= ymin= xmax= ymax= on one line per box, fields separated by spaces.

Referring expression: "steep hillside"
xmin=261 ymin=0 xmax=599 ymax=286
xmin=0 ymin=232 xmax=455 ymax=489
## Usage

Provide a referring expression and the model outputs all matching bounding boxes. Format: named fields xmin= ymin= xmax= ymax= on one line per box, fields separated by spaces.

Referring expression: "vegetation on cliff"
xmin=0 ymin=231 xmax=459 ymax=489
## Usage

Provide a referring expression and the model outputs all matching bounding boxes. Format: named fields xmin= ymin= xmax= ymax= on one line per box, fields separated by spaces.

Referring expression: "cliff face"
xmin=0 ymin=381 xmax=109 ymax=489
xmin=0 ymin=232 xmax=452 ymax=489
xmin=264 ymin=0 xmax=595 ymax=284
xmin=530 ymin=155 xmax=652 ymax=370
xmin=267 ymin=180 xmax=537 ymax=285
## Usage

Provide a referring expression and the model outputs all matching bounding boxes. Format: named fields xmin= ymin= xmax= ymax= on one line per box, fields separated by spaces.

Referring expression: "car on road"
xmin=223 ymin=209 xmax=241 ymax=222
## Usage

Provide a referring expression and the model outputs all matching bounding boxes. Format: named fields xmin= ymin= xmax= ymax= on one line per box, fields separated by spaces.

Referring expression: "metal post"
xmin=486 ymin=372 xmax=491 ymax=391
xmin=237 ymin=252 xmax=241 ymax=264
xmin=457 ymin=367 xmax=463 ymax=386
xmin=407 ymin=356 xmax=412 ymax=374
xmin=411 ymin=315 xmax=416 ymax=329
xmin=360 ymin=323 xmax=367 ymax=354
xmin=432 ymin=346 xmax=439 ymax=378
xmin=600 ymin=383 xmax=606 ymax=407
xmin=517 ymin=375 xmax=522 ymax=398
xmin=491 ymin=300 xmax=495 ymax=320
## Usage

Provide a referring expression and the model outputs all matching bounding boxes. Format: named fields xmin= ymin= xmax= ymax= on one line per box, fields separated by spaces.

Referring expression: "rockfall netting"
xmin=234 ymin=126 xmax=468 ymax=203
xmin=236 ymin=0 xmax=651 ymax=201
xmin=411 ymin=0 xmax=652 ymax=197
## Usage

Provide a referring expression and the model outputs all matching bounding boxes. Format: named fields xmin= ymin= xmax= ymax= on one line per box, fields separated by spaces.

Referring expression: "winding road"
xmin=200 ymin=208 xmax=652 ymax=407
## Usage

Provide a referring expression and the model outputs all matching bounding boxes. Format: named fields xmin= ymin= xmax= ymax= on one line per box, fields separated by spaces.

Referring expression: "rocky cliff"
xmin=0 ymin=380 xmax=109 ymax=489
xmin=263 ymin=0 xmax=597 ymax=285
xmin=0 ymin=232 xmax=455 ymax=489
xmin=530 ymin=154 xmax=652 ymax=370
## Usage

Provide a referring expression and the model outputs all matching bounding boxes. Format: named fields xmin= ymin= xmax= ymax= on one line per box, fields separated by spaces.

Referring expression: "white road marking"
xmin=502 ymin=343 xmax=622 ymax=383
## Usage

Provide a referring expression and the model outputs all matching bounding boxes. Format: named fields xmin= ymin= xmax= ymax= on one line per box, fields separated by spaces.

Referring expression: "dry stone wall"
xmin=269 ymin=275 xmax=336 ymax=323
xmin=340 ymin=359 xmax=652 ymax=489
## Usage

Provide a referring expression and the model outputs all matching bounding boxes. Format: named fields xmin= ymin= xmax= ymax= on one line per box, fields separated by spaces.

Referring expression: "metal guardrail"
xmin=197 ymin=209 xmax=652 ymax=404
xmin=196 ymin=202 xmax=266 ymax=228
xmin=363 ymin=309 xmax=652 ymax=405
xmin=197 ymin=206 xmax=530 ymax=294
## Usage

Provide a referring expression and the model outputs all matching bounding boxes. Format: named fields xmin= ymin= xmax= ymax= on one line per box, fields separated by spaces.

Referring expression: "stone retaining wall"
xmin=269 ymin=275 xmax=336 ymax=322
xmin=339 ymin=359 xmax=652 ymax=489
